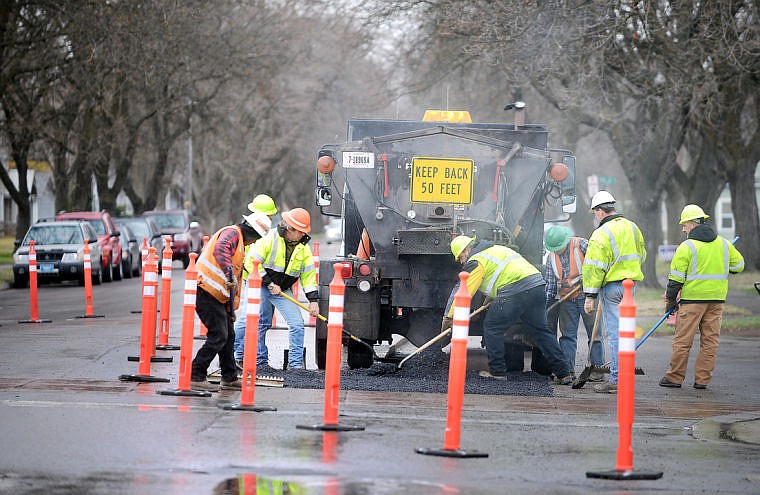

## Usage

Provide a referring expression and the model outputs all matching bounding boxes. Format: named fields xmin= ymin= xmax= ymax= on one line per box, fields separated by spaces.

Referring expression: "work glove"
xmin=583 ymin=296 xmax=596 ymax=315
xmin=441 ymin=317 xmax=453 ymax=333
xmin=665 ymin=299 xmax=678 ymax=314
xmin=224 ymin=274 xmax=238 ymax=291
xmin=308 ymin=301 xmax=319 ymax=317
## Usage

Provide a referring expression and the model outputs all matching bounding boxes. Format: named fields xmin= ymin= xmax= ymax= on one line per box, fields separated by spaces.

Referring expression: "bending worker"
xmin=233 ymin=194 xmax=278 ymax=368
xmin=251 ymin=207 xmax=319 ymax=370
xmin=543 ymin=225 xmax=605 ymax=379
xmin=659 ymin=204 xmax=744 ymax=390
xmin=443 ymin=235 xmax=572 ymax=383
xmin=582 ymin=191 xmax=646 ymax=394
xmin=190 ymin=212 xmax=272 ymax=392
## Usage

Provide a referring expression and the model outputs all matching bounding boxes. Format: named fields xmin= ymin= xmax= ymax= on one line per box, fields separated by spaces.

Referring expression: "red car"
xmin=143 ymin=209 xmax=192 ymax=268
xmin=55 ymin=210 xmax=123 ymax=282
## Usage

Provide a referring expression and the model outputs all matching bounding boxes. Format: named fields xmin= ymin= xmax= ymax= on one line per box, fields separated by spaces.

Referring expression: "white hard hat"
xmin=590 ymin=190 xmax=616 ymax=209
xmin=242 ymin=212 xmax=272 ymax=237
xmin=189 ymin=221 xmax=200 ymax=229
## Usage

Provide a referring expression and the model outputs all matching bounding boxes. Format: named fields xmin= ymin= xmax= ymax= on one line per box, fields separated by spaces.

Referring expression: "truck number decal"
xmin=342 ymin=151 xmax=374 ymax=168
xmin=410 ymin=157 xmax=474 ymax=205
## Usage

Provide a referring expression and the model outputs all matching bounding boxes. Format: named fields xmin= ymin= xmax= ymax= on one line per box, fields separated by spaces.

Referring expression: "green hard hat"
xmin=451 ymin=235 xmax=475 ymax=259
xmin=545 ymin=226 xmax=572 ymax=252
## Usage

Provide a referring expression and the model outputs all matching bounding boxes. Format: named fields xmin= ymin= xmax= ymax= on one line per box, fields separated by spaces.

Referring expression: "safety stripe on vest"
xmin=474 ymin=251 xmax=521 ymax=296
xmin=682 ymin=239 xmax=729 ymax=281
xmin=599 ymin=221 xmax=644 ymax=265
xmin=549 ymin=238 xmax=583 ymax=289
xmin=197 ymin=257 xmax=230 ymax=298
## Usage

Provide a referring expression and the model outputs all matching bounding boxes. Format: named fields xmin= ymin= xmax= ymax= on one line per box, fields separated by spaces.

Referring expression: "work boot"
xmin=190 ymin=380 xmax=220 ymax=392
xmin=478 ymin=370 xmax=506 ymax=380
xmin=220 ymin=379 xmax=243 ymax=390
xmin=588 ymin=370 xmax=605 ymax=382
xmin=659 ymin=377 xmax=682 ymax=388
xmin=693 ymin=383 xmax=707 ymax=390
xmin=593 ymin=381 xmax=617 ymax=394
xmin=552 ymin=374 xmax=574 ymax=385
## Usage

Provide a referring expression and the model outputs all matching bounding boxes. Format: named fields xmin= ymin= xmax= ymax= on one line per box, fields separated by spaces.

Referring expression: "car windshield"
xmin=25 ymin=225 xmax=82 ymax=246
xmin=149 ymin=214 xmax=187 ymax=230
xmin=85 ymin=219 xmax=106 ymax=235
xmin=120 ymin=220 xmax=151 ymax=239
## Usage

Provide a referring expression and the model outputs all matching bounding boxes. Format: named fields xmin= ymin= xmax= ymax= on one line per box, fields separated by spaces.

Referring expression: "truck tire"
xmin=315 ymin=337 xmax=328 ymax=370
xmin=347 ymin=339 xmax=374 ymax=369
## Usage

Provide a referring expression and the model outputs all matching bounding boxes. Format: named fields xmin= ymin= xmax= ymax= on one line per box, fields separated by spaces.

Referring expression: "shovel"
xmin=280 ymin=291 xmax=395 ymax=363
xmin=396 ymin=302 xmax=491 ymax=370
xmin=546 ymin=285 xmax=581 ymax=313
xmin=571 ymin=301 xmax=603 ymax=389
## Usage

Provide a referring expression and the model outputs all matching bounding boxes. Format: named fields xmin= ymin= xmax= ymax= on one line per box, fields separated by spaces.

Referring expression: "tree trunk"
xmin=727 ymin=163 xmax=760 ymax=270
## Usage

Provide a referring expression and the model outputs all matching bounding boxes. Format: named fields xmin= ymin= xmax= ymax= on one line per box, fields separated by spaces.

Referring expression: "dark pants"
xmin=191 ymin=287 xmax=237 ymax=382
xmin=484 ymin=285 xmax=570 ymax=377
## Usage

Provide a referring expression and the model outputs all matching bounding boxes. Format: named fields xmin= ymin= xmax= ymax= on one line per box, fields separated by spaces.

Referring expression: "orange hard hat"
xmin=282 ymin=207 xmax=311 ymax=233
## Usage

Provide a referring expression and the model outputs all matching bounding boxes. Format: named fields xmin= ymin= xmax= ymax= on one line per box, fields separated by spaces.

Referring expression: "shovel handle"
xmin=280 ymin=291 xmax=327 ymax=322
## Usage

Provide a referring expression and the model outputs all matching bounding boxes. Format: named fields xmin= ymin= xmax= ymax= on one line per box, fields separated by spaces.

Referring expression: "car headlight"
xmin=174 ymin=233 xmax=188 ymax=242
xmin=13 ymin=253 xmax=28 ymax=263
xmin=61 ymin=252 xmax=83 ymax=262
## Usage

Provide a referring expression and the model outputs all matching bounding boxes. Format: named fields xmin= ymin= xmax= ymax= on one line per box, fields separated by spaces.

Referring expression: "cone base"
xmin=118 ymin=374 xmax=170 ymax=383
xmin=18 ymin=319 xmax=52 ymax=324
xmin=193 ymin=335 xmax=207 ymax=340
xmin=296 ymin=423 xmax=365 ymax=431
xmin=222 ymin=404 xmax=277 ymax=412
xmin=155 ymin=345 xmax=181 ymax=351
xmin=127 ymin=355 xmax=173 ymax=362
xmin=158 ymin=388 xmax=212 ymax=397
xmin=587 ymin=468 xmax=663 ymax=480
xmin=415 ymin=447 xmax=489 ymax=458
xmin=76 ymin=314 xmax=105 ymax=319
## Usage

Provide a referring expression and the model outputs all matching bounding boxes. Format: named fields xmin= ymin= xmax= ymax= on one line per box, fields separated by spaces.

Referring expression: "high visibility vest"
xmin=196 ymin=225 xmax=244 ymax=307
xmin=250 ymin=230 xmax=318 ymax=294
xmin=549 ymin=237 xmax=584 ymax=298
xmin=582 ymin=216 xmax=646 ymax=294
xmin=470 ymin=245 xmax=540 ymax=298
xmin=669 ymin=236 xmax=744 ymax=300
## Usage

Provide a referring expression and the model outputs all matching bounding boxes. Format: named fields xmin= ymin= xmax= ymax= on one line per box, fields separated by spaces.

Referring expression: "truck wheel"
xmin=315 ymin=337 xmax=328 ymax=370
xmin=347 ymin=339 xmax=374 ymax=369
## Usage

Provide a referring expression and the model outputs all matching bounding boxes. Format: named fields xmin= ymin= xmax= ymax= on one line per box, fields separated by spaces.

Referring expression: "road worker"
xmin=190 ymin=212 xmax=271 ymax=392
xmin=659 ymin=204 xmax=744 ymax=390
xmin=443 ymin=235 xmax=572 ymax=383
xmin=543 ymin=226 xmax=605 ymax=379
xmin=582 ymin=191 xmax=646 ymax=394
xmin=251 ymin=207 xmax=319 ymax=370
xmin=233 ymin=194 xmax=278 ymax=368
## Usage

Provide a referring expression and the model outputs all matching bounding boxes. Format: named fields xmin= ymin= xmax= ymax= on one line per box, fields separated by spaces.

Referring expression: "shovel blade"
xmin=571 ymin=366 xmax=592 ymax=389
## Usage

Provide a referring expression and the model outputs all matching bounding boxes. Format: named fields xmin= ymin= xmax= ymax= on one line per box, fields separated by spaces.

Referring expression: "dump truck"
xmin=313 ymin=105 xmax=576 ymax=369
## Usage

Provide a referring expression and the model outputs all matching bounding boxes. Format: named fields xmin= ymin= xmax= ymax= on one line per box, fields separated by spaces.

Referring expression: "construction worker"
xmin=443 ymin=235 xmax=573 ymax=383
xmin=190 ymin=212 xmax=272 ymax=392
xmin=582 ymin=191 xmax=646 ymax=394
xmin=252 ymin=207 xmax=319 ymax=370
xmin=543 ymin=226 xmax=605 ymax=379
xmin=659 ymin=204 xmax=744 ymax=390
xmin=233 ymin=194 xmax=278 ymax=368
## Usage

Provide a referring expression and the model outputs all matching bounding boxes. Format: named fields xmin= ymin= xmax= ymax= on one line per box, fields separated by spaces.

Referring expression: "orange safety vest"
xmin=196 ymin=225 xmax=244 ymax=308
xmin=549 ymin=237 xmax=584 ymax=299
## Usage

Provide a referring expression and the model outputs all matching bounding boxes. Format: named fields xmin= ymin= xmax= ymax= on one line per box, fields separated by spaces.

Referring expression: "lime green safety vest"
xmin=669 ymin=236 xmax=744 ymax=301
xmin=247 ymin=230 xmax=317 ymax=293
xmin=470 ymin=245 xmax=540 ymax=298
xmin=582 ymin=216 xmax=646 ymax=294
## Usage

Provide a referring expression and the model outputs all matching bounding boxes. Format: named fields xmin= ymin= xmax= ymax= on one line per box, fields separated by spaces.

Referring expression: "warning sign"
xmin=410 ymin=157 xmax=474 ymax=204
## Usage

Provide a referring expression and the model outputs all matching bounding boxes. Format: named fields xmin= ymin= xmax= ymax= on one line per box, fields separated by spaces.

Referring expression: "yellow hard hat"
xmin=451 ymin=235 xmax=475 ymax=259
xmin=679 ymin=204 xmax=709 ymax=224
xmin=248 ymin=194 xmax=277 ymax=216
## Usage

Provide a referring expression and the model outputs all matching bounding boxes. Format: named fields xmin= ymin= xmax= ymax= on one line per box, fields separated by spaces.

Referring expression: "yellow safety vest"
xmin=582 ymin=216 xmax=646 ymax=294
xmin=196 ymin=225 xmax=244 ymax=307
xmin=470 ymin=245 xmax=540 ymax=298
xmin=669 ymin=236 xmax=744 ymax=300
xmin=249 ymin=230 xmax=318 ymax=294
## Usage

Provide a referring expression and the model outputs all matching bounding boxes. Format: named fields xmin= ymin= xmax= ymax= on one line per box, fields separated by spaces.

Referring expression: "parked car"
xmin=55 ymin=210 xmax=123 ymax=282
xmin=12 ymin=220 xmax=103 ymax=288
xmin=142 ymin=209 xmax=192 ymax=268
xmin=113 ymin=223 xmax=140 ymax=278
xmin=114 ymin=216 xmax=165 ymax=268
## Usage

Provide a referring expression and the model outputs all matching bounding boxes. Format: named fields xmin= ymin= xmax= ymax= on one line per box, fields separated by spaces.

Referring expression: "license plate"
xmin=410 ymin=157 xmax=474 ymax=204
xmin=39 ymin=263 xmax=55 ymax=274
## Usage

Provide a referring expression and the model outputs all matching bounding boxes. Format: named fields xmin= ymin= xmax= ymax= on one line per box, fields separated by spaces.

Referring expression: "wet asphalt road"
xmin=1 ymin=266 xmax=759 ymax=494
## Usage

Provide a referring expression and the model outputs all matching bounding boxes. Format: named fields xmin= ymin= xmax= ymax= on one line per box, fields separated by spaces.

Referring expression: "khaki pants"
xmin=665 ymin=302 xmax=723 ymax=386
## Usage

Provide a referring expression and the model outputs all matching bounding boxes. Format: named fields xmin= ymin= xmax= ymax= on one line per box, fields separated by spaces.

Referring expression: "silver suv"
xmin=12 ymin=220 xmax=103 ymax=288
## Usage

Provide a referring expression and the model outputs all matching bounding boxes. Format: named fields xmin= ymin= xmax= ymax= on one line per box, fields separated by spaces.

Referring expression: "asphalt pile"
xmin=268 ymin=348 xmax=553 ymax=396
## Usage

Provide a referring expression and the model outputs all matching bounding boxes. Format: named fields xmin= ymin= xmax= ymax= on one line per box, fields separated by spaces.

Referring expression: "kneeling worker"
xmin=443 ymin=235 xmax=573 ymax=383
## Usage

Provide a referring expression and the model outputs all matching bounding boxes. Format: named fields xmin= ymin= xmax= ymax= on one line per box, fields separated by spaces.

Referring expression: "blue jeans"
xmin=484 ymin=285 xmax=570 ymax=377
xmin=548 ymin=297 xmax=605 ymax=369
xmin=257 ymin=286 xmax=306 ymax=368
xmin=232 ymin=281 xmax=249 ymax=361
xmin=599 ymin=281 xmax=630 ymax=384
